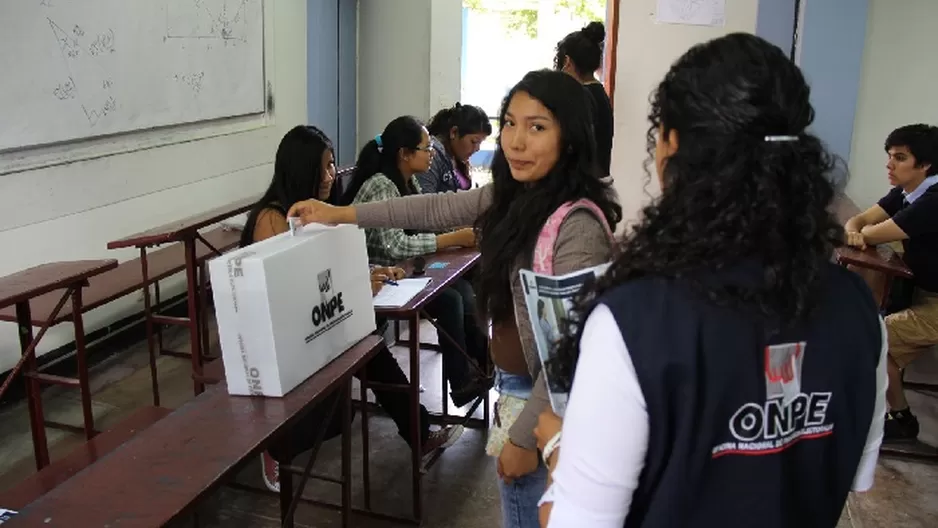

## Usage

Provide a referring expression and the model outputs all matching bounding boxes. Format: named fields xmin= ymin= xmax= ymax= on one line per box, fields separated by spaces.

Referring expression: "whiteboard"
xmin=0 ymin=0 xmax=265 ymax=152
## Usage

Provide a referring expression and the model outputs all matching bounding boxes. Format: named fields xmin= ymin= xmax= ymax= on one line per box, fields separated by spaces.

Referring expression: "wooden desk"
xmin=107 ymin=196 xmax=259 ymax=396
xmin=835 ymin=245 xmax=913 ymax=310
xmin=8 ymin=335 xmax=385 ymax=528
xmin=0 ymin=260 xmax=118 ymax=470
xmin=372 ymin=247 xmax=487 ymax=523
xmin=0 ymin=406 xmax=171 ymax=510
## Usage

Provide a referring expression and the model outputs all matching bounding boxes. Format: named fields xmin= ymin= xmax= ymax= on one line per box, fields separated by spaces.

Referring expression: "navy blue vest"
xmin=600 ymin=262 xmax=881 ymax=528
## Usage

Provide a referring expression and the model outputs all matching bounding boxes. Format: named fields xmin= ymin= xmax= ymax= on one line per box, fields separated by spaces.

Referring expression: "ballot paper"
xmin=372 ymin=278 xmax=432 ymax=308
xmin=288 ymin=216 xmax=302 ymax=237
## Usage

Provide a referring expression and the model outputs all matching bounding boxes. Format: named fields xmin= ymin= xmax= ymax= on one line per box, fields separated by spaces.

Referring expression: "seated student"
xmin=844 ymin=123 xmax=938 ymax=442
xmin=241 ymin=125 xmax=463 ymax=492
xmin=554 ymin=21 xmax=613 ymax=177
xmin=415 ymin=103 xmax=492 ymax=194
xmin=341 ymin=116 xmax=492 ymax=407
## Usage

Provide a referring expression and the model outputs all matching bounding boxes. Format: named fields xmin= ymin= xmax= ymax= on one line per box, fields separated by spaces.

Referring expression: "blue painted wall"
xmin=307 ymin=0 xmax=358 ymax=166
xmin=798 ymin=0 xmax=870 ymax=164
xmin=337 ymin=0 xmax=357 ymax=166
xmin=755 ymin=0 xmax=796 ymax=55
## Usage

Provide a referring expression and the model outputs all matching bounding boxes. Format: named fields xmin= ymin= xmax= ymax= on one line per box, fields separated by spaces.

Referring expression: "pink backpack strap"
xmin=532 ymin=199 xmax=615 ymax=275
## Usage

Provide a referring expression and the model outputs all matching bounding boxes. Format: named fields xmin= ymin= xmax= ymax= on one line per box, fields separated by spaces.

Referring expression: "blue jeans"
xmin=494 ymin=370 xmax=544 ymax=528
xmin=495 ymin=369 xmax=533 ymax=399
xmin=499 ymin=463 xmax=548 ymax=528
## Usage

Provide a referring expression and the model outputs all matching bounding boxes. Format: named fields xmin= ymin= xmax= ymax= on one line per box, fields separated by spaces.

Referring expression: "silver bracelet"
xmin=542 ymin=431 xmax=562 ymax=464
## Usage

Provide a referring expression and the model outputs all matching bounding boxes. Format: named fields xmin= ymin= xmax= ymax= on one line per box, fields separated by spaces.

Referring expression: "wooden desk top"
xmin=835 ymin=245 xmax=913 ymax=279
xmin=0 ymin=228 xmax=241 ymax=326
xmin=375 ymin=248 xmax=480 ymax=316
xmin=9 ymin=335 xmax=384 ymax=528
xmin=107 ymin=195 xmax=259 ymax=250
xmin=0 ymin=260 xmax=118 ymax=310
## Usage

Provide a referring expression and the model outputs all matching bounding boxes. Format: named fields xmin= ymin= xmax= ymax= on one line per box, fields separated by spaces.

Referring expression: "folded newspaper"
xmin=519 ymin=263 xmax=610 ymax=417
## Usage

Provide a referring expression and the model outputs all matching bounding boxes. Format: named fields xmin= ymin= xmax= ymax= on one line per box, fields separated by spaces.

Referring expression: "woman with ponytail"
xmin=416 ymin=103 xmax=492 ymax=194
xmin=535 ymin=33 xmax=886 ymax=527
xmin=555 ymin=21 xmax=613 ymax=177
xmin=241 ymin=125 xmax=463 ymax=493
xmin=343 ymin=116 xmax=492 ymax=407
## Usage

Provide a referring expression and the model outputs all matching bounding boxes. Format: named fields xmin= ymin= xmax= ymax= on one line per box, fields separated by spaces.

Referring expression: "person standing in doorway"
xmin=555 ymin=21 xmax=614 ymax=177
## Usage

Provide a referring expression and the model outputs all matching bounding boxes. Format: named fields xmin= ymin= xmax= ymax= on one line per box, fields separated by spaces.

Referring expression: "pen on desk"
xmin=383 ymin=278 xmax=399 ymax=286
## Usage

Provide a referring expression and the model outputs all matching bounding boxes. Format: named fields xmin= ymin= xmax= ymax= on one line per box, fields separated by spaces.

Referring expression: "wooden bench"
xmin=0 ymin=260 xmax=118 ymax=469
xmin=0 ymin=227 xmax=242 ymax=411
xmin=107 ymin=195 xmax=259 ymax=399
xmin=8 ymin=336 xmax=385 ymax=528
xmin=0 ymin=405 xmax=170 ymax=511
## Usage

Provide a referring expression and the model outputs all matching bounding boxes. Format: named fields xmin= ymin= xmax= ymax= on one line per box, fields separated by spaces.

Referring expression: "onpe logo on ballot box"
xmin=306 ymin=267 xmax=354 ymax=344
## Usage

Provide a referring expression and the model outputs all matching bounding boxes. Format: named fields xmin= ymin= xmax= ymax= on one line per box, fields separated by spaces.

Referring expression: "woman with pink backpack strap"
xmin=288 ymin=69 xmax=621 ymax=528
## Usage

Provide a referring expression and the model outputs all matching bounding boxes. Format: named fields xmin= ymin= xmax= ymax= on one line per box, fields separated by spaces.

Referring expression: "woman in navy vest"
xmin=535 ymin=33 xmax=887 ymax=528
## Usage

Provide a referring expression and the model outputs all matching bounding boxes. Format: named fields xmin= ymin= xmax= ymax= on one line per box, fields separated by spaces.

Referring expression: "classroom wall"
xmin=0 ymin=2 xmax=309 ymax=373
xmin=609 ymin=0 xmax=760 ymax=228
xmin=848 ymin=0 xmax=938 ymax=209
xmin=307 ymin=0 xmax=358 ymax=166
xmin=797 ymin=0 xmax=869 ymax=176
xmin=755 ymin=0 xmax=795 ymax=54
xmin=357 ymin=0 xmax=463 ymax=149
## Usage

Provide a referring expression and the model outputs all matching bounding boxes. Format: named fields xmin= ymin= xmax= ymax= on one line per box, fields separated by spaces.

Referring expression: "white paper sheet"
xmin=372 ymin=278 xmax=433 ymax=308
xmin=656 ymin=0 xmax=726 ymax=27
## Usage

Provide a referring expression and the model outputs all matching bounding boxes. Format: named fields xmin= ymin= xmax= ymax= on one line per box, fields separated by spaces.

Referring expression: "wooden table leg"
xmin=183 ymin=239 xmax=205 ymax=395
xmin=16 ymin=301 xmax=49 ymax=469
xmin=341 ymin=381 xmax=352 ymax=528
xmin=408 ymin=313 xmax=422 ymax=522
xmin=360 ymin=364 xmax=372 ymax=510
xmin=140 ymin=247 xmax=161 ymax=406
xmin=70 ymin=287 xmax=96 ymax=440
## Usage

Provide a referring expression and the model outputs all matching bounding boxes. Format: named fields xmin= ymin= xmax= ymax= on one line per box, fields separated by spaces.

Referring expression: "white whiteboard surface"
xmin=0 ymin=0 xmax=265 ymax=152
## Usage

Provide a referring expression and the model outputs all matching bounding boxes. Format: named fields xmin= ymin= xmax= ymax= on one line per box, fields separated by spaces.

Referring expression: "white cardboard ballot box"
xmin=209 ymin=223 xmax=376 ymax=397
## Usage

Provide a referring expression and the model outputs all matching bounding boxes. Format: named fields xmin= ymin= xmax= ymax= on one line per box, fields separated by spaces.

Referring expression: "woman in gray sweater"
xmin=289 ymin=69 xmax=620 ymax=528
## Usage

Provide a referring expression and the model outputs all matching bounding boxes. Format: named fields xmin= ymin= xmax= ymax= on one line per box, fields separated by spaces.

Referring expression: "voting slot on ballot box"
xmin=209 ymin=223 xmax=376 ymax=397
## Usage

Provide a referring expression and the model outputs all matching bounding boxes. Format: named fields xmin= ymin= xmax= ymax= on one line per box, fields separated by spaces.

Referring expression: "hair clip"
xmin=374 ymin=134 xmax=383 ymax=152
xmin=764 ymin=135 xmax=799 ymax=142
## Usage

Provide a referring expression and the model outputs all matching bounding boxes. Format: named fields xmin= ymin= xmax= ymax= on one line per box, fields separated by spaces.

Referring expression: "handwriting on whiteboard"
xmin=47 ymin=14 xmax=119 ymax=127
xmin=165 ymin=0 xmax=251 ymax=46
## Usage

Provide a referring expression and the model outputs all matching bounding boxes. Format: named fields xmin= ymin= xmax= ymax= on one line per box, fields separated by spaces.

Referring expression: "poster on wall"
xmin=656 ymin=0 xmax=726 ymax=27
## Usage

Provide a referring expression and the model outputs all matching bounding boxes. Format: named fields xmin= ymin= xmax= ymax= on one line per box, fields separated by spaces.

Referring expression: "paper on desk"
xmin=372 ymin=278 xmax=432 ymax=308
xmin=0 ymin=509 xmax=17 ymax=524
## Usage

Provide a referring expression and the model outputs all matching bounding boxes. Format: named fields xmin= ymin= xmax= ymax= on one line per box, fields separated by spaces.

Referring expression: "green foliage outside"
xmin=464 ymin=0 xmax=604 ymax=39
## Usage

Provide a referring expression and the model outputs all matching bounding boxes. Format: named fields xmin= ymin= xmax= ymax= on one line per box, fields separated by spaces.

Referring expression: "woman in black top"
xmin=242 ymin=125 xmax=463 ymax=492
xmin=554 ymin=21 xmax=614 ymax=177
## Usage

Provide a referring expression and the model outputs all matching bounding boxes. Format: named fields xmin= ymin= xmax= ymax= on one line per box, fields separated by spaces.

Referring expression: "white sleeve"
xmin=541 ymin=304 xmax=649 ymax=527
xmin=851 ymin=316 xmax=887 ymax=492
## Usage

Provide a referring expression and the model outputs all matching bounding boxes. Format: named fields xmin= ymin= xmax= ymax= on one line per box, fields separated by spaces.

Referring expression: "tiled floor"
xmin=1 ymin=319 xmax=937 ymax=527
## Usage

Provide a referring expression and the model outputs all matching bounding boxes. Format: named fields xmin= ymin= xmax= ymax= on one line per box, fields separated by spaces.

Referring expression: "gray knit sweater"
xmin=354 ymin=185 xmax=614 ymax=450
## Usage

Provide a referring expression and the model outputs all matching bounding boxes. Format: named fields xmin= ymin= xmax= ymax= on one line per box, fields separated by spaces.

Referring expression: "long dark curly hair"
xmin=548 ymin=33 xmax=845 ymax=390
xmin=474 ymin=69 xmax=621 ymax=324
